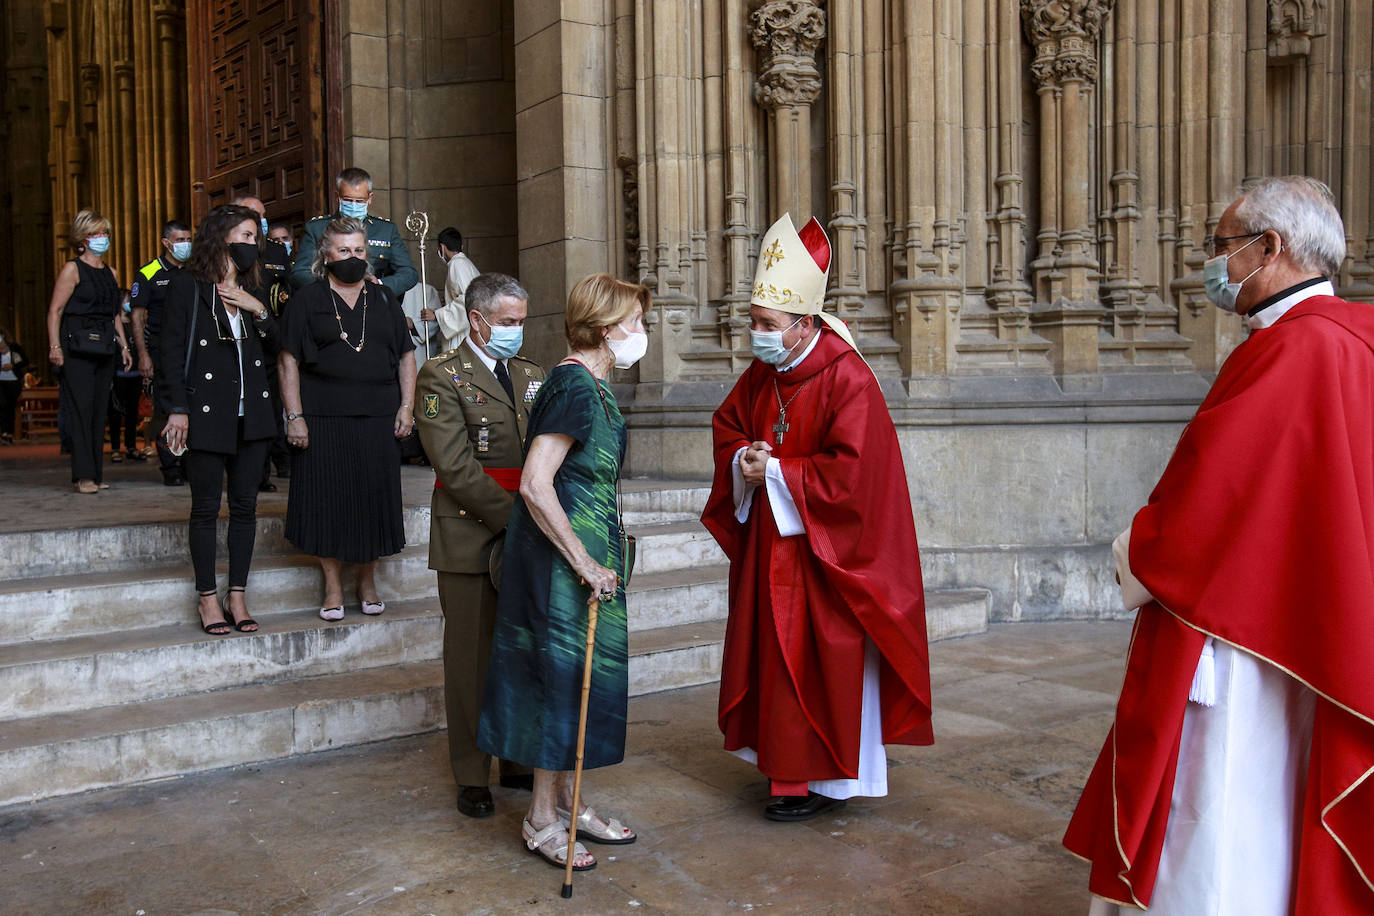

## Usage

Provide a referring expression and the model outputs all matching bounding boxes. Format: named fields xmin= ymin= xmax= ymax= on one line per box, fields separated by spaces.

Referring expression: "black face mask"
xmin=228 ymin=242 xmax=259 ymax=272
xmin=326 ymin=256 xmax=368 ymax=284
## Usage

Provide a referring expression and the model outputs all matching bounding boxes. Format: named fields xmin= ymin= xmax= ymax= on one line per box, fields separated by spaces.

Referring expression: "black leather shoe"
xmin=498 ymin=773 xmax=534 ymax=791
xmin=763 ymin=792 xmax=846 ymax=822
xmin=456 ymin=785 xmax=495 ymax=818
xmin=258 ymin=480 xmax=278 ymax=492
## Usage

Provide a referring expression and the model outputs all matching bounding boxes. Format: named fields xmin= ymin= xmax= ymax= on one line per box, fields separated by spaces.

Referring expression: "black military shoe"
xmin=763 ymin=792 xmax=846 ymax=822
xmin=456 ymin=785 xmax=495 ymax=818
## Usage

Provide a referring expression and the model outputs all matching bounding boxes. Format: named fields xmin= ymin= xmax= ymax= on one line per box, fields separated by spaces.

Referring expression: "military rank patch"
xmin=524 ymin=380 xmax=541 ymax=404
xmin=423 ymin=393 xmax=439 ymax=418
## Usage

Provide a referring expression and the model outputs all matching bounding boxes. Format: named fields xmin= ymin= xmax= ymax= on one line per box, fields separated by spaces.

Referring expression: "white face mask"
xmin=607 ymin=330 xmax=648 ymax=369
xmin=1202 ymin=234 xmax=1266 ymax=314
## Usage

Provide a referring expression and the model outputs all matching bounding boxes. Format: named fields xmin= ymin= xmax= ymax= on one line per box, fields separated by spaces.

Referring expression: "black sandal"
xmin=225 ymin=586 xmax=258 ymax=633
xmin=199 ymin=590 xmax=232 ymax=636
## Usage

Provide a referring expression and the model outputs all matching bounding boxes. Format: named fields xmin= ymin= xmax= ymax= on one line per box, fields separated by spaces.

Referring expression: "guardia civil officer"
xmin=413 ymin=272 xmax=546 ymax=819
xmin=130 ymin=218 xmax=193 ymax=484
xmin=288 ymin=167 xmax=417 ymax=300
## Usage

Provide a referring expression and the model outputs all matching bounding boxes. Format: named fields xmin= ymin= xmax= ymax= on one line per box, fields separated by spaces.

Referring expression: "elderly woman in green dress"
xmin=477 ymin=273 xmax=650 ymax=872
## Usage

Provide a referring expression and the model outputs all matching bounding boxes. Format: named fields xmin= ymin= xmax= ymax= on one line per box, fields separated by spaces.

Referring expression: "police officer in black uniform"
xmin=288 ymin=167 xmax=418 ymax=300
xmin=130 ymin=219 xmax=193 ymax=485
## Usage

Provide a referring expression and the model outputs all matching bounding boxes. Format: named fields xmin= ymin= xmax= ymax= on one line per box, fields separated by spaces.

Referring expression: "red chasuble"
xmin=1064 ymin=296 xmax=1374 ymax=912
xmin=701 ymin=330 xmax=933 ymax=791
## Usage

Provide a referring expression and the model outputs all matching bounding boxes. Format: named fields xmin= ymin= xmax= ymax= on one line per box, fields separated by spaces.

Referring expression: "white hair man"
xmin=1067 ymin=176 xmax=1374 ymax=913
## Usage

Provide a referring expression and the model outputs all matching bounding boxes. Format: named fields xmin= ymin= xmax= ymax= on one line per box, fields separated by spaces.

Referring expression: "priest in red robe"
xmin=1066 ymin=176 xmax=1374 ymax=914
xmin=701 ymin=213 xmax=932 ymax=822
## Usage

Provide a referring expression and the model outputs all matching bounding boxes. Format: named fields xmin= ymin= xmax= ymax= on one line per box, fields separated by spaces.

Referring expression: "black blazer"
xmin=158 ymin=271 xmax=279 ymax=454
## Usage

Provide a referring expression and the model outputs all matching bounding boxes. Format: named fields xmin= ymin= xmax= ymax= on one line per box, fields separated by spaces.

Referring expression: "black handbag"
xmin=62 ymin=314 xmax=117 ymax=356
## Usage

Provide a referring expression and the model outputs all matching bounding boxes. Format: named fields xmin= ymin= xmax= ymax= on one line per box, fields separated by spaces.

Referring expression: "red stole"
xmin=702 ymin=331 xmax=933 ymax=791
xmin=1064 ymin=296 xmax=1374 ymax=911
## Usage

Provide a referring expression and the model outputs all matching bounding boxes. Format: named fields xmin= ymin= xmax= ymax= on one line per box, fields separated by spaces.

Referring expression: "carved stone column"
xmin=1022 ymin=0 xmax=1113 ymax=383
xmin=750 ymin=0 xmax=825 ymax=223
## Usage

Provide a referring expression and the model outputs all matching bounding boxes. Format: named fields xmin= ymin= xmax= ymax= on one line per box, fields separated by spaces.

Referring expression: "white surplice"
xmin=726 ymin=333 xmax=887 ymax=800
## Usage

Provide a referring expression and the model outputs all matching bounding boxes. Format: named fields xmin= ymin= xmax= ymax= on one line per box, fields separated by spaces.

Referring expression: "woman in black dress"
xmin=279 ymin=217 xmax=417 ymax=621
xmin=160 ymin=204 xmax=279 ymax=636
xmin=45 ymin=209 xmax=133 ymax=493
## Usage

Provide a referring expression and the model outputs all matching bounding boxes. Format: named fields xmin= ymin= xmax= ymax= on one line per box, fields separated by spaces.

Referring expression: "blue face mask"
xmin=476 ymin=313 xmax=523 ymax=360
xmin=171 ymin=241 xmax=192 ymax=262
xmin=1202 ymin=234 xmax=1265 ymax=314
xmin=339 ymin=199 xmax=368 ymax=220
xmin=282 ymin=240 xmax=292 ymax=255
xmin=260 ymin=217 xmax=270 ymax=238
xmin=750 ymin=315 xmax=805 ymax=365
xmin=87 ymin=235 xmax=111 ymax=255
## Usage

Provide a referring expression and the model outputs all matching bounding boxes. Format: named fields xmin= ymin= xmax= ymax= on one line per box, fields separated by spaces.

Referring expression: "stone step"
xmin=624 ymin=564 xmax=729 ymax=632
xmin=0 ymin=546 xmax=435 ymax=646
xmin=0 ymin=600 xmax=443 ymax=722
xmin=620 ymin=481 xmax=712 ymax=525
xmin=628 ymin=519 xmax=727 ymax=575
xmin=0 ymin=587 xmax=990 ymax=807
xmin=0 ymin=661 xmax=447 ymax=808
xmin=926 ymin=588 xmax=992 ymax=641
xmin=0 ymin=504 xmax=432 ymax=582
xmin=628 ymin=619 xmax=727 ymax=697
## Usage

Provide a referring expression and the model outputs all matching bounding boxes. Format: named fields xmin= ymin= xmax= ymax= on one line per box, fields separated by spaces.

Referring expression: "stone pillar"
xmin=750 ymin=0 xmax=825 ymax=223
xmin=513 ymin=0 xmax=613 ymax=369
xmin=1022 ymin=0 xmax=1112 ymax=383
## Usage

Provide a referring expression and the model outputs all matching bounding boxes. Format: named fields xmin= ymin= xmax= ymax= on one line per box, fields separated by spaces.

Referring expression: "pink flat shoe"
xmin=361 ymin=598 xmax=385 ymax=616
xmin=319 ymin=605 xmax=344 ymax=621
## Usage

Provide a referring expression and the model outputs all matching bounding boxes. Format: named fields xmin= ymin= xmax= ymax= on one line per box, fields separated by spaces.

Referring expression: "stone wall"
xmin=338 ymin=0 xmax=520 ymax=289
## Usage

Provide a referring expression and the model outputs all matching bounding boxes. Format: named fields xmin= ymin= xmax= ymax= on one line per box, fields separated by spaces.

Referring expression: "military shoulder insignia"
xmin=423 ymin=393 xmax=439 ymax=418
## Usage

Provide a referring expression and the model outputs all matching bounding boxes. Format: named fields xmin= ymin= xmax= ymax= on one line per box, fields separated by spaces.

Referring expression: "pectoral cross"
xmin=772 ymin=409 xmax=789 ymax=445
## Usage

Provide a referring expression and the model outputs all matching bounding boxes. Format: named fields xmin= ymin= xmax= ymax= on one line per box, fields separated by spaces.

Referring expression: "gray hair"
xmin=1232 ymin=176 xmax=1346 ymax=278
xmin=466 ymin=272 xmax=528 ymax=320
xmin=310 ymin=217 xmax=376 ymax=281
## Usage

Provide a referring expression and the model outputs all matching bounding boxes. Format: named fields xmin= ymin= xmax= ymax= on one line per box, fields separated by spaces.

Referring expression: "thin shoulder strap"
xmin=184 ymin=281 xmax=201 ymax=379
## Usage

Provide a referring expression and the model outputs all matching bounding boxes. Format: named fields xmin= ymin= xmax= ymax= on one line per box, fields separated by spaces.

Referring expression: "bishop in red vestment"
xmin=702 ymin=214 xmax=932 ymax=822
xmin=1066 ymin=177 xmax=1374 ymax=914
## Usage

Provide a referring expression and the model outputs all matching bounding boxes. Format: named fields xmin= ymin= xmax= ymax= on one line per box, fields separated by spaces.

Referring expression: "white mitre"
xmin=750 ymin=213 xmax=858 ymax=352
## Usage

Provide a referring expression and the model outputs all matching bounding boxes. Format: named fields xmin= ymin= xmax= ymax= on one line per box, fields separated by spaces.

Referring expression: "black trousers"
xmin=148 ymin=353 xmax=181 ymax=476
xmin=107 ymin=374 xmax=142 ymax=452
xmin=184 ymin=422 xmax=272 ymax=593
xmin=0 ymin=378 xmax=20 ymax=438
xmin=60 ymin=353 xmax=116 ymax=482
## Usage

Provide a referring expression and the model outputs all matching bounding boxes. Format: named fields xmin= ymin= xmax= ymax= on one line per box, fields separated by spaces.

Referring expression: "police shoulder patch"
xmin=423 ymin=393 xmax=439 ymax=418
xmin=130 ymin=281 xmax=140 ymax=298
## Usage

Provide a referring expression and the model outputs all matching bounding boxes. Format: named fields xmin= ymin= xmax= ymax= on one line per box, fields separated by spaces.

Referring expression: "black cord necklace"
xmin=329 ymin=284 xmax=367 ymax=353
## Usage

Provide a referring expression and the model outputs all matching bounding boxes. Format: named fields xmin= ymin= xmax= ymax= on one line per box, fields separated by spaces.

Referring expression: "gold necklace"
xmin=329 ymin=285 xmax=367 ymax=353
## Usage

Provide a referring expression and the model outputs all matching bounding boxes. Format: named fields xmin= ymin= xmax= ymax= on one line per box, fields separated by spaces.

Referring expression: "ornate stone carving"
xmin=1020 ymin=0 xmax=1114 ymax=87
xmin=750 ymin=0 xmax=826 ymax=109
xmin=1268 ymin=0 xmax=1326 ymax=59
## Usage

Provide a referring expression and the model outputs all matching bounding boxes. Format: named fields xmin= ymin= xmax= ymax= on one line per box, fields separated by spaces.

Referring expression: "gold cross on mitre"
xmin=762 ymin=239 xmax=786 ymax=269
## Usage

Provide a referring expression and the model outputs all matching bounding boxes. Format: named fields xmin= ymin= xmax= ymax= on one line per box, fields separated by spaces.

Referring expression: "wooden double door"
xmin=187 ymin=0 xmax=341 ymax=230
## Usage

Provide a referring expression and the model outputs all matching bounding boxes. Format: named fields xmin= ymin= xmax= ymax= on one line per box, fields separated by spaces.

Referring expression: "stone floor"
xmin=0 ymin=621 xmax=1128 ymax=915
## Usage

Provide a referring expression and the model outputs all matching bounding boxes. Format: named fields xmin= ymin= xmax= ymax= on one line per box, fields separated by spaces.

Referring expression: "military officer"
xmin=130 ymin=218 xmax=192 ymax=485
xmin=288 ymin=167 xmax=418 ymax=300
xmin=414 ymin=272 xmax=546 ymax=819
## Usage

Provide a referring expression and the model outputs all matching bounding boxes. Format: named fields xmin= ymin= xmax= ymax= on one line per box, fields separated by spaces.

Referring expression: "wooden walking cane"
xmin=562 ymin=596 xmax=600 ymax=898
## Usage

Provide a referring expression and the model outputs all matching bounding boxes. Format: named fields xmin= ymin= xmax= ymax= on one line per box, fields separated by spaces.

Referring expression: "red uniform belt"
xmin=434 ymin=467 xmax=522 ymax=492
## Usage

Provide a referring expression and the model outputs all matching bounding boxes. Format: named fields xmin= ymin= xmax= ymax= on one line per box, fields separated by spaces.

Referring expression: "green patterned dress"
xmin=477 ymin=363 xmax=629 ymax=770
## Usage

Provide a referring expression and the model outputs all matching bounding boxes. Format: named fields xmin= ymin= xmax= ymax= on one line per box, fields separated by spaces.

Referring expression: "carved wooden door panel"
xmin=186 ymin=0 xmax=340 ymax=229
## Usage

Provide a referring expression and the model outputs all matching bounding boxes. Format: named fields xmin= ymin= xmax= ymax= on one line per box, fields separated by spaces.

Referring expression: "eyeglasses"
xmin=1204 ymin=232 xmax=1263 ymax=258
xmin=210 ymin=289 xmax=248 ymax=341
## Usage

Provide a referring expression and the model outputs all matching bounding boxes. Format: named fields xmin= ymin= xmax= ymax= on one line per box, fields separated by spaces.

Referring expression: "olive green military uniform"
xmin=287 ymin=211 xmax=418 ymax=300
xmin=414 ymin=339 xmax=546 ymax=787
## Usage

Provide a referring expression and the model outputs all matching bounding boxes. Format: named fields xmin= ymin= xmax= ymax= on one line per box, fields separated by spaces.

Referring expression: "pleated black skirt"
xmin=286 ymin=414 xmax=405 ymax=562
